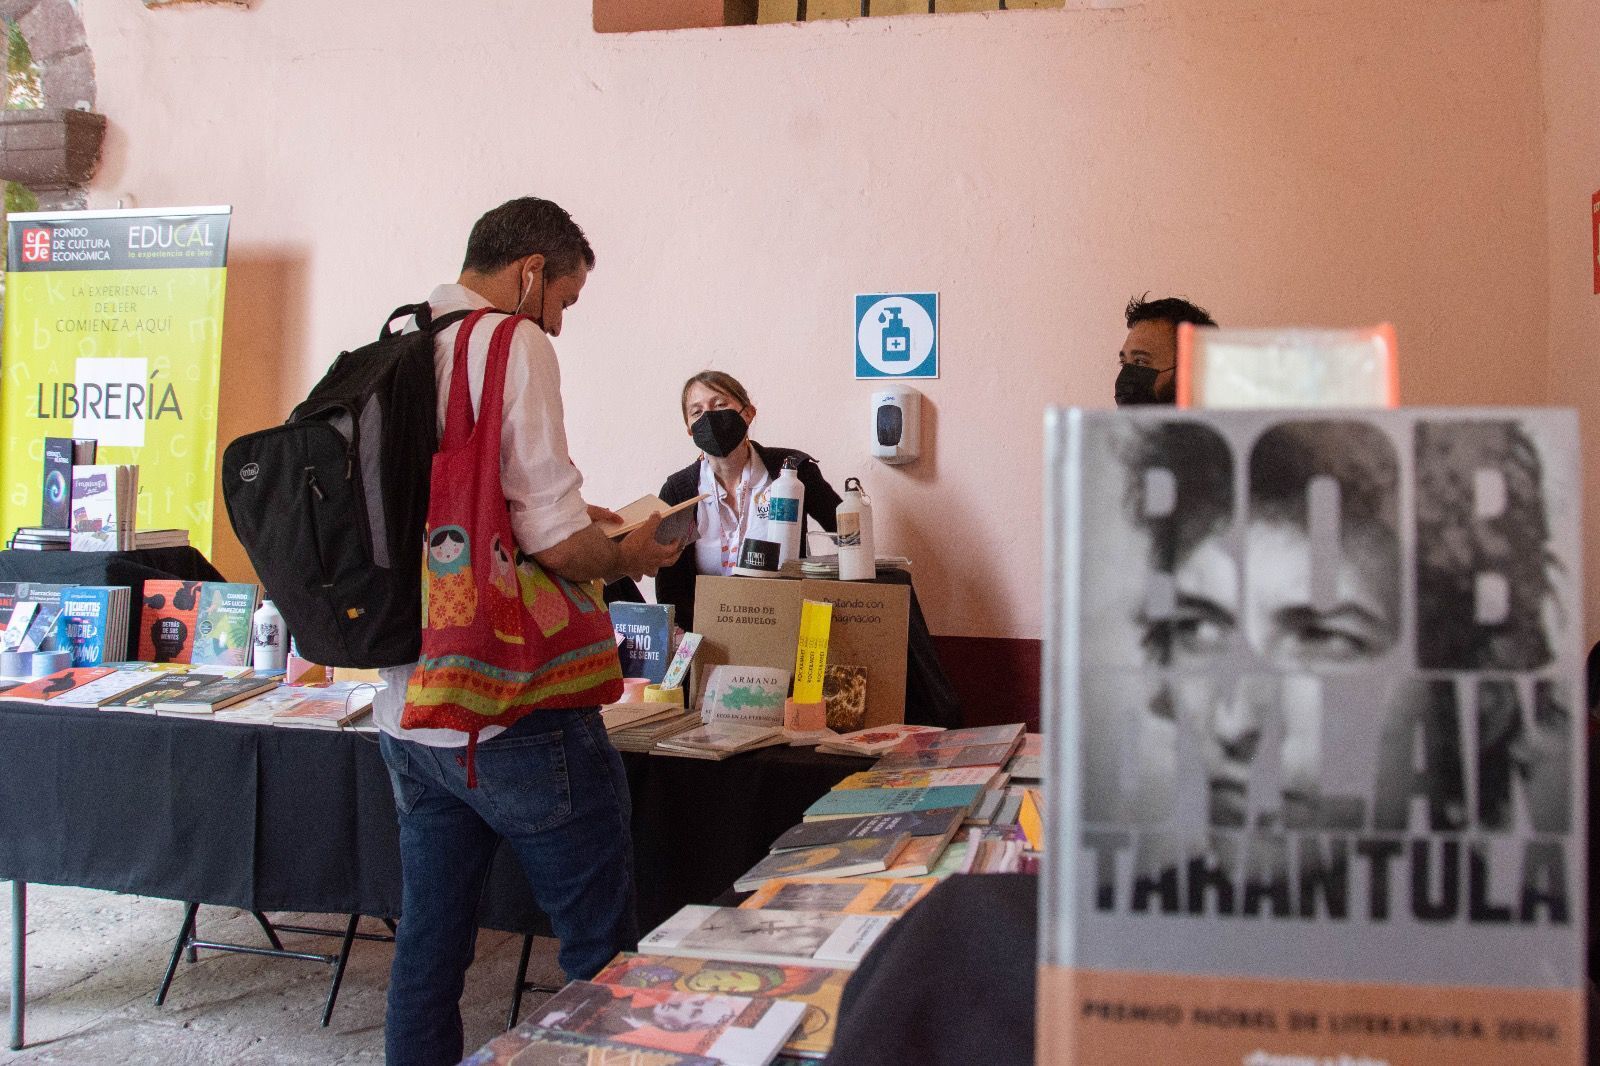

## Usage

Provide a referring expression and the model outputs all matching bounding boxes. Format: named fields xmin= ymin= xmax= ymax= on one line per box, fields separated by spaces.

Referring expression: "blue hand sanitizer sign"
xmin=855 ymin=292 xmax=938 ymax=379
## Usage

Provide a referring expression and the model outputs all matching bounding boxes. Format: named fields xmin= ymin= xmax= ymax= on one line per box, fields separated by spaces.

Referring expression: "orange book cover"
xmin=137 ymin=580 xmax=202 ymax=663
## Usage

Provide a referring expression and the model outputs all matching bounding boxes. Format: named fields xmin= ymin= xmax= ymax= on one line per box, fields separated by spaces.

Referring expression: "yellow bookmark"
xmin=791 ymin=599 xmax=833 ymax=705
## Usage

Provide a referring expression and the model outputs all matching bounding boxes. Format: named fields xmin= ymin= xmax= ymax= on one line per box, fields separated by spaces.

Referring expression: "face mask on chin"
xmin=1115 ymin=363 xmax=1167 ymax=406
xmin=691 ymin=408 xmax=750 ymax=458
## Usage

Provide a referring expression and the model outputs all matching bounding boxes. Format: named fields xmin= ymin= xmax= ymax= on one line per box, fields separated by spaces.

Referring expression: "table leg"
xmin=9 ymin=880 xmax=24 ymax=1051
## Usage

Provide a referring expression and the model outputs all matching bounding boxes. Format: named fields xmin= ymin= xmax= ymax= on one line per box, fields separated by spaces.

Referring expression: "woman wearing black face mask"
xmin=653 ymin=370 xmax=843 ymax=625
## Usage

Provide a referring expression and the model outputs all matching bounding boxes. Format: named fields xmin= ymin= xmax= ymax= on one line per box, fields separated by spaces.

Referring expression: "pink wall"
xmin=79 ymin=0 xmax=1552 ymax=640
xmin=1542 ymin=0 xmax=1600 ymax=649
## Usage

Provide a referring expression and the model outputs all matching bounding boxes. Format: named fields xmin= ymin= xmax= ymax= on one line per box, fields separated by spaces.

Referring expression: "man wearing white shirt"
xmin=376 ymin=198 xmax=681 ymax=1066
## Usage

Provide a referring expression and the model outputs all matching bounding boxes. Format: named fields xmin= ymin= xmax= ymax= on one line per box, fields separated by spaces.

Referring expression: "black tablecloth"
xmin=0 ymin=700 xmax=862 ymax=934
xmin=822 ymin=874 xmax=1037 ymax=1066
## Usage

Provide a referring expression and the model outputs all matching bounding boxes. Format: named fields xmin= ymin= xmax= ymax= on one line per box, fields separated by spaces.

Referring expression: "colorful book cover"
xmin=191 ymin=582 xmax=258 ymax=667
xmin=0 ymin=582 xmax=68 ymax=626
xmin=137 ymin=580 xmax=203 ymax=663
xmin=819 ymin=664 xmax=867 ymax=733
xmin=831 ymin=766 xmax=1002 ymax=792
xmin=699 ymin=665 xmax=790 ymax=729
xmin=60 ymin=586 xmax=128 ymax=666
xmin=884 ymin=722 xmax=1025 ymax=753
xmin=740 ymin=877 xmax=936 ymax=916
xmin=640 ymin=906 xmax=893 ymax=971
xmin=269 ymin=686 xmax=375 ymax=728
xmin=1040 ymin=407 xmax=1588 ymax=1065
xmin=871 ymin=742 xmax=1019 ymax=772
xmin=213 ymin=686 xmax=313 ymax=723
xmin=659 ymin=631 xmax=701 ymax=691
xmin=873 ymin=833 xmax=955 ymax=879
xmin=769 ymin=807 xmax=967 ymax=852
xmin=800 ymin=784 xmax=983 ymax=823
xmin=610 ymin=602 xmax=675 ymax=684
xmin=4 ymin=666 xmax=115 ymax=703
xmin=815 ymin=724 xmax=943 ymax=757
xmin=154 ymin=676 xmax=278 ymax=713
xmin=108 ymin=672 xmax=224 ymax=710
xmin=1 ymin=601 xmax=38 ymax=651
xmin=69 ymin=464 xmax=134 ymax=551
xmin=524 ymin=980 xmax=805 ymax=1064
xmin=594 ymin=952 xmax=850 ymax=1062
xmin=733 ymin=835 xmax=911 ymax=892
xmin=45 ymin=667 xmax=167 ymax=707
xmin=19 ymin=603 xmax=62 ymax=652
xmin=40 ymin=437 xmax=73 ymax=529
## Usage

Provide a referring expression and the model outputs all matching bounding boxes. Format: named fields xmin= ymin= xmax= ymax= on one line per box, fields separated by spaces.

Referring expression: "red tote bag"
xmin=403 ymin=309 xmax=623 ymax=778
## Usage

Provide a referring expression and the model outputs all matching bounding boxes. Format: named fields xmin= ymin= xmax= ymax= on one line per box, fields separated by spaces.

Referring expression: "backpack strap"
xmin=381 ymin=303 xmax=473 ymax=340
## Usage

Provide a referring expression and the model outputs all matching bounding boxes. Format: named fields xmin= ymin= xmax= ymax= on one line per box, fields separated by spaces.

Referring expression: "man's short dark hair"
xmin=1125 ymin=294 xmax=1216 ymax=331
xmin=461 ymin=197 xmax=596 ymax=279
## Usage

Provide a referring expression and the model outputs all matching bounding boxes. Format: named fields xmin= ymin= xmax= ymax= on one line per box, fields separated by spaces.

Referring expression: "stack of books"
xmin=8 ymin=527 xmax=69 ymax=551
xmin=61 ymin=586 xmax=132 ymax=666
xmin=793 ymin=554 xmax=911 ymax=579
xmin=133 ymin=529 xmax=190 ymax=550
xmin=607 ymin=709 xmax=701 ymax=753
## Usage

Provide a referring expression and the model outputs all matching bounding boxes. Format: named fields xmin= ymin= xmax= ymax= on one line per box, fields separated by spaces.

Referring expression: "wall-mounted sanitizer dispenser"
xmin=871 ymin=385 xmax=921 ymax=464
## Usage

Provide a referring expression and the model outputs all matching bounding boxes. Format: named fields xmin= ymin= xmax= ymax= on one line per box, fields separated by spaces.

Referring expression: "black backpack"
xmin=221 ymin=303 xmax=469 ymax=668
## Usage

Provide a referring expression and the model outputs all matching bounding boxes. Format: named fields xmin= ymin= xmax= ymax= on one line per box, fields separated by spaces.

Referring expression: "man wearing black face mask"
xmin=1114 ymin=294 xmax=1217 ymax=406
xmin=654 ymin=370 xmax=843 ymax=625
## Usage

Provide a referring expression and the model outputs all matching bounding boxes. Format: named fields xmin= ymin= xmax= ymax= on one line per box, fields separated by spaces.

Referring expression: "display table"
xmin=0 ymin=699 xmax=863 ymax=1048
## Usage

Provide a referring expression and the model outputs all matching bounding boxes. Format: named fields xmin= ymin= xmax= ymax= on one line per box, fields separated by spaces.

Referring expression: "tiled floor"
xmin=0 ymin=883 xmax=560 ymax=1065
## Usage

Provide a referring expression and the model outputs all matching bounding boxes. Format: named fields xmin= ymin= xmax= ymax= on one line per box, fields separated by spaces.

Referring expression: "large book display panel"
xmin=1041 ymin=407 xmax=1587 ymax=1065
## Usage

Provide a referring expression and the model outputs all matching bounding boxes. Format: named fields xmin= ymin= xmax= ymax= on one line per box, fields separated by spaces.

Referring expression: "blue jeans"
xmin=379 ymin=708 xmax=636 ymax=1066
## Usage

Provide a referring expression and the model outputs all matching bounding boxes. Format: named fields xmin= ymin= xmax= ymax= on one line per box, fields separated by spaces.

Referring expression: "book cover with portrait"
xmin=1040 ymin=408 xmax=1587 ymax=1065
xmin=594 ymin=950 xmax=851 ymax=1061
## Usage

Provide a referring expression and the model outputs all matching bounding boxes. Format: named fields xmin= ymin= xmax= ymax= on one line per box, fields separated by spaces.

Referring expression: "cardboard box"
xmin=868 ymin=0 xmax=928 ymax=14
xmin=693 ymin=575 xmax=910 ymax=727
xmin=757 ymin=0 xmax=801 ymax=21
xmin=804 ymin=0 xmax=864 ymax=19
xmin=933 ymin=0 xmax=1000 ymax=10
xmin=593 ymin=0 xmax=758 ymax=32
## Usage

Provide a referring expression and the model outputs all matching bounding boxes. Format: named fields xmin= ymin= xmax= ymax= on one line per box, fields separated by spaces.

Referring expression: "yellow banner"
xmin=1 ymin=208 xmax=230 ymax=553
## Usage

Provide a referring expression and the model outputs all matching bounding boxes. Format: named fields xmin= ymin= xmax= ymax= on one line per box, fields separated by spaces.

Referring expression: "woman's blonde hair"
xmin=680 ymin=371 xmax=752 ymax=424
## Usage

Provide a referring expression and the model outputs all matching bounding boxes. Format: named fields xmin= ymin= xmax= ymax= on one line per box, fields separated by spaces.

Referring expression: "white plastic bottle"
xmin=835 ymin=478 xmax=876 ymax=581
xmin=251 ymin=598 xmax=286 ymax=673
xmin=766 ymin=459 xmax=806 ymax=567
